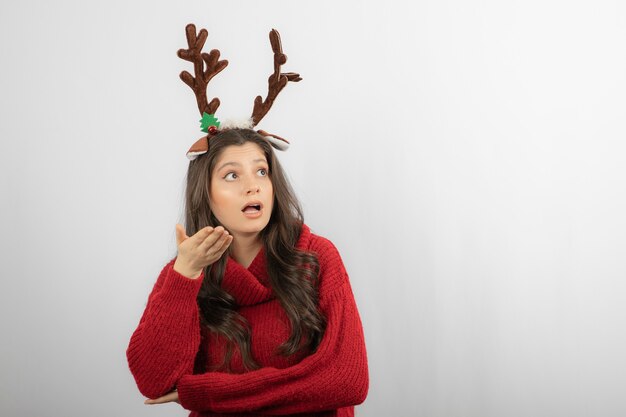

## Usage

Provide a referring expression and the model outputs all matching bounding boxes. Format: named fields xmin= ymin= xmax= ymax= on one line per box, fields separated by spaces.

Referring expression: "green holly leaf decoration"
xmin=199 ymin=112 xmax=221 ymax=133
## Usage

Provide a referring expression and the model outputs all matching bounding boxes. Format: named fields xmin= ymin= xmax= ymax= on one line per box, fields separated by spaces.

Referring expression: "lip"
xmin=241 ymin=200 xmax=263 ymax=219
xmin=242 ymin=208 xmax=263 ymax=219
xmin=241 ymin=200 xmax=263 ymax=211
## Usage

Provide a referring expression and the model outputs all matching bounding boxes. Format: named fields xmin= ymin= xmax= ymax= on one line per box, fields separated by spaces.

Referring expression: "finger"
xmin=144 ymin=391 xmax=176 ymax=405
xmin=205 ymin=230 xmax=231 ymax=256
xmin=192 ymin=226 xmax=214 ymax=244
xmin=219 ymin=235 xmax=234 ymax=254
xmin=198 ymin=227 xmax=228 ymax=252
xmin=215 ymin=234 xmax=233 ymax=255
xmin=145 ymin=397 xmax=166 ymax=405
xmin=175 ymin=224 xmax=188 ymax=246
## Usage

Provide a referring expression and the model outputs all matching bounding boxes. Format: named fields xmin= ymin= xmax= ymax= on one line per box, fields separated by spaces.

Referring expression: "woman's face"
xmin=209 ymin=142 xmax=274 ymax=239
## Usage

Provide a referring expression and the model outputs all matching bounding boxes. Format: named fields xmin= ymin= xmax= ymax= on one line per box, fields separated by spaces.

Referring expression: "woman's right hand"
xmin=173 ymin=224 xmax=233 ymax=279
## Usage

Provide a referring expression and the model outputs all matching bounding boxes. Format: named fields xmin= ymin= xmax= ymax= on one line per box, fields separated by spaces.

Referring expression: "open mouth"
xmin=242 ymin=204 xmax=262 ymax=213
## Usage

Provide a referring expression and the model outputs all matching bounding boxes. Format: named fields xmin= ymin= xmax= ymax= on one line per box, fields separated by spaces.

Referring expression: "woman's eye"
xmin=224 ymin=172 xmax=237 ymax=181
xmin=258 ymin=168 xmax=268 ymax=176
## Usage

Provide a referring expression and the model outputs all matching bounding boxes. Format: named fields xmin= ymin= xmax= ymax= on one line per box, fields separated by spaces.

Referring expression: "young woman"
xmin=126 ymin=128 xmax=369 ymax=416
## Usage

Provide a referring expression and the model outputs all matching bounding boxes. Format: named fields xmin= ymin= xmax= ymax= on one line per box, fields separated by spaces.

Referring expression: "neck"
xmin=230 ymin=232 xmax=263 ymax=268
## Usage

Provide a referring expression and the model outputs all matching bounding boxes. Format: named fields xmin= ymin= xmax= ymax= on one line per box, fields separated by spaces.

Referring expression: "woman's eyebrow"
xmin=217 ymin=159 xmax=267 ymax=171
xmin=217 ymin=162 xmax=239 ymax=171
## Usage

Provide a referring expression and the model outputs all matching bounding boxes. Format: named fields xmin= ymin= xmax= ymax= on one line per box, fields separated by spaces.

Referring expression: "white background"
xmin=2 ymin=1 xmax=626 ymax=416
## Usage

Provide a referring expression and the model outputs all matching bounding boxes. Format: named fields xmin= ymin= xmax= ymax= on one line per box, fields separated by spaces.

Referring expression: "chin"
xmin=234 ymin=218 xmax=271 ymax=235
xmin=241 ymin=225 xmax=265 ymax=234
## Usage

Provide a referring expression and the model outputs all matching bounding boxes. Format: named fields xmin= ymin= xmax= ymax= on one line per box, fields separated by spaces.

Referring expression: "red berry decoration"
xmin=208 ymin=125 xmax=218 ymax=135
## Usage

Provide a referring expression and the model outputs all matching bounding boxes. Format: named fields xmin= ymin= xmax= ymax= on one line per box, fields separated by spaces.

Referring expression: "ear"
xmin=256 ymin=129 xmax=290 ymax=151
xmin=266 ymin=136 xmax=290 ymax=151
xmin=186 ymin=136 xmax=210 ymax=160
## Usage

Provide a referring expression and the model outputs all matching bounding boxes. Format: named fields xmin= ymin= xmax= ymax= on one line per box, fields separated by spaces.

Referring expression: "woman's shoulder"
xmin=301 ymin=224 xmax=350 ymax=295
xmin=301 ymin=224 xmax=342 ymax=258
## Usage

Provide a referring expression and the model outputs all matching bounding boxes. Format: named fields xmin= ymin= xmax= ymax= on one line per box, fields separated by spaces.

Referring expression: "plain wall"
xmin=1 ymin=0 xmax=626 ymax=416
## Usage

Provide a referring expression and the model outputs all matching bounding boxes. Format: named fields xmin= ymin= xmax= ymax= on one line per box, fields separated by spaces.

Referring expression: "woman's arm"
xmin=176 ymin=241 xmax=369 ymax=414
xmin=126 ymin=259 xmax=205 ymax=399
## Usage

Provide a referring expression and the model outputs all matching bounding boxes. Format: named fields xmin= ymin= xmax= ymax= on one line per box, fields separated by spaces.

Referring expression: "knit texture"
xmin=126 ymin=224 xmax=369 ymax=416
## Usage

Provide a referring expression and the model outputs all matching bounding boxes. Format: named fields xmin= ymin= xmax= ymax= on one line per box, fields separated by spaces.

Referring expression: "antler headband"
xmin=178 ymin=23 xmax=301 ymax=160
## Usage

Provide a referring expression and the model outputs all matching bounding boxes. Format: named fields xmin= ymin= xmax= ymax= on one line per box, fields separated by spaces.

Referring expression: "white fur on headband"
xmin=218 ymin=117 xmax=289 ymax=151
xmin=264 ymin=136 xmax=290 ymax=151
xmin=219 ymin=117 xmax=254 ymax=129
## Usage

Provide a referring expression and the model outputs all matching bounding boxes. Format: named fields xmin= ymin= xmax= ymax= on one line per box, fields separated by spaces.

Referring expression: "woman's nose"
xmin=246 ymin=182 xmax=260 ymax=194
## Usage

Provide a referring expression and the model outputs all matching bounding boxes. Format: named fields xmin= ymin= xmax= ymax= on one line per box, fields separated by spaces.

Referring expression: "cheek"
xmin=266 ymin=182 xmax=274 ymax=204
xmin=209 ymin=182 xmax=229 ymax=211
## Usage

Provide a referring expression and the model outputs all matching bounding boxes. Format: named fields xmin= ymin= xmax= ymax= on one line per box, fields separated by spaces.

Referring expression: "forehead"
xmin=214 ymin=143 xmax=267 ymax=167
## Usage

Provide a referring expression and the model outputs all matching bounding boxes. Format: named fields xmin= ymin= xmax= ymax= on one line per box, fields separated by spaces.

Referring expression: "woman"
xmin=126 ymin=128 xmax=369 ymax=416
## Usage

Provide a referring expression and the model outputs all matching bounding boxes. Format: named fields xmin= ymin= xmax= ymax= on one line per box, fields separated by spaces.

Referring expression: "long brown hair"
xmin=182 ymin=128 xmax=325 ymax=372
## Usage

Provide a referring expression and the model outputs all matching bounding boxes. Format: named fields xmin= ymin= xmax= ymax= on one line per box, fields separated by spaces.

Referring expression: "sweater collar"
xmin=221 ymin=223 xmax=311 ymax=307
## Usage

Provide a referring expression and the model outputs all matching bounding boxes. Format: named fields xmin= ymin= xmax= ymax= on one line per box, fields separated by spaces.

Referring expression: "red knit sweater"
xmin=126 ymin=224 xmax=369 ymax=416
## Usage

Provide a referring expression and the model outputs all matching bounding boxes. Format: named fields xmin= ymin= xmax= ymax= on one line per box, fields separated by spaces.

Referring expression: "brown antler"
xmin=177 ymin=24 xmax=228 ymax=116
xmin=251 ymin=29 xmax=301 ymax=126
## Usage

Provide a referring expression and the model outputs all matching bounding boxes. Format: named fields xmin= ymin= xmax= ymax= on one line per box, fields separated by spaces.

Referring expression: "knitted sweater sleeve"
xmin=176 ymin=238 xmax=369 ymax=414
xmin=126 ymin=258 xmax=205 ymax=399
